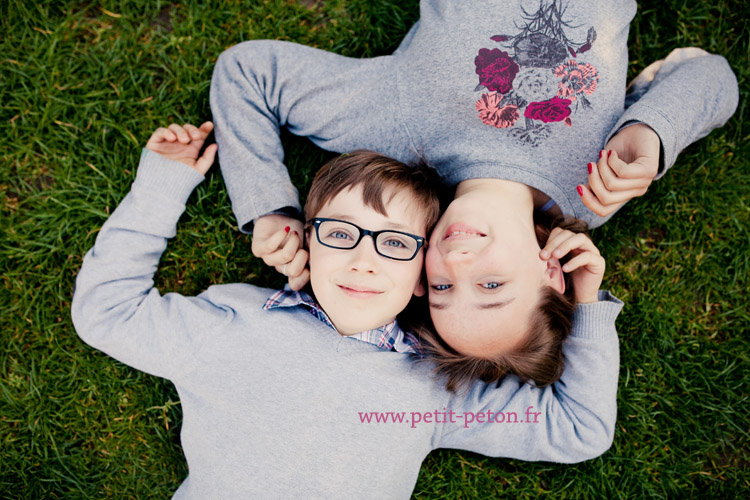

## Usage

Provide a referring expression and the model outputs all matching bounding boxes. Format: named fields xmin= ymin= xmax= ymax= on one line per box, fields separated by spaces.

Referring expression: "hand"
xmin=578 ymin=123 xmax=661 ymax=217
xmin=146 ymin=122 xmax=217 ymax=175
xmin=252 ymin=214 xmax=310 ymax=291
xmin=540 ymin=228 xmax=605 ymax=304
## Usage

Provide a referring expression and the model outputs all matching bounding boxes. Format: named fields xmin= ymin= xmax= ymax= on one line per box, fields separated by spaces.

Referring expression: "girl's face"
xmin=424 ymin=183 xmax=564 ymax=356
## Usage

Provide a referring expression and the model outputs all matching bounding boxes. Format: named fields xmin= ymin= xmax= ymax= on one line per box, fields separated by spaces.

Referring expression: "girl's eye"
xmin=481 ymin=282 xmax=502 ymax=289
xmin=431 ymin=284 xmax=453 ymax=291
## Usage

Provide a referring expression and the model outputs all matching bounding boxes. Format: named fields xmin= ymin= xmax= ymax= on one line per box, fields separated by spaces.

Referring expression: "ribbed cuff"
xmin=570 ymin=290 xmax=624 ymax=340
xmin=133 ymin=149 xmax=206 ymax=203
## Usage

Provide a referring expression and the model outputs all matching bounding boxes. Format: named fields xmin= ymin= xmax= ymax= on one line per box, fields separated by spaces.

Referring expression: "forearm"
xmin=211 ymin=40 xmax=412 ymax=233
xmin=71 ymin=150 xmax=211 ymax=378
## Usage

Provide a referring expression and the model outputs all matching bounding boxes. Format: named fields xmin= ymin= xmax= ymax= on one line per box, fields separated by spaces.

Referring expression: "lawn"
xmin=1 ymin=0 xmax=748 ymax=498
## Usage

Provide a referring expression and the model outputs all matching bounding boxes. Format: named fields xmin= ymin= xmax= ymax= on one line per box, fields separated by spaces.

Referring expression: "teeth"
xmin=448 ymin=231 xmax=481 ymax=237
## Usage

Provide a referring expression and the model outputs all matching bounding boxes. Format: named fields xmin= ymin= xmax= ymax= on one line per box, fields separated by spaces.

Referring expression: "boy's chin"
xmin=334 ymin=318 xmax=395 ymax=336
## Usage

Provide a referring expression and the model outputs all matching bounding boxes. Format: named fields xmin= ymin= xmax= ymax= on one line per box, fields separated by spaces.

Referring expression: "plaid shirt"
xmin=263 ymin=287 xmax=422 ymax=356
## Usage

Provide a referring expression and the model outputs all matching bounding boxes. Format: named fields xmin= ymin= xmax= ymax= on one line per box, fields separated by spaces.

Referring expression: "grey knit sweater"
xmin=71 ymin=150 xmax=623 ymax=499
xmin=210 ymin=0 xmax=738 ymax=232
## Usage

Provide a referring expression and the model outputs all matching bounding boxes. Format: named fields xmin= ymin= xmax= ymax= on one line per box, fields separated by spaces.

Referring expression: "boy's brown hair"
xmin=304 ymin=150 xmax=443 ymax=235
xmin=404 ymin=212 xmax=589 ymax=393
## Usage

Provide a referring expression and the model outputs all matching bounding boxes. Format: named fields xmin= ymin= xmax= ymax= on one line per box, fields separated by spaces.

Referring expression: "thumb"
xmin=193 ymin=143 xmax=217 ymax=175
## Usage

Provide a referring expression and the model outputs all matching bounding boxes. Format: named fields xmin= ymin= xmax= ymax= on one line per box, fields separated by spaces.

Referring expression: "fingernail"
xmin=577 ymin=185 xmax=584 ymax=196
xmin=284 ymin=226 xmax=290 ymax=233
xmin=608 ymin=150 xmax=613 ymax=158
xmin=599 ymin=150 xmax=603 ymax=159
xmin=293 ymin=231 xmax=298 ymax=236
xmin=540 ymin=250 xmax=549 ymax=259
xmin=587 ymin=163 xmax=593 ymax=174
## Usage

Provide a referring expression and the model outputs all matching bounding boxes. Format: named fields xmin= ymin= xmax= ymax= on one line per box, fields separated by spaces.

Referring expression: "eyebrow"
xmin=323 ymin=213 xmax=412 ymax=232
xmin=429 ymin=298 xmax=516 ymax=310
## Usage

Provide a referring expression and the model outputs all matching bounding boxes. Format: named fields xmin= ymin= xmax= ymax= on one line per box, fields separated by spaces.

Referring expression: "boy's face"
xmin=308 ymin=185 xmax=427 ymax=335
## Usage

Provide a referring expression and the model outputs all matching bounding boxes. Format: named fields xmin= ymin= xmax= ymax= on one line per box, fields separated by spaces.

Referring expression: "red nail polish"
xmin=577 ymin=185 xmax=584 ymax=196
xmin=598 ymin=150 xmax=603 ymax=159
xmin=587 ymin=163 xmax=593 ymax=174
xmin=608 ymin=150 xmax=613 ymax=158
xmin=293 ymin=231 xmax=298 ymax=236
xmin=284 ymin=226 xmax=290 ymax=233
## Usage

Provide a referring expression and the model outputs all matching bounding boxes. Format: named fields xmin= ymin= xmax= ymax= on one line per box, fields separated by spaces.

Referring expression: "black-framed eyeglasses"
xmin=308 ymin=218 xmax=426 ymax=261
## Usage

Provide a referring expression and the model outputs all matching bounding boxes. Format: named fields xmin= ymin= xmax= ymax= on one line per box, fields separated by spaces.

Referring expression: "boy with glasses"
xmin=72 ymin=122 xmax=621 ymax=499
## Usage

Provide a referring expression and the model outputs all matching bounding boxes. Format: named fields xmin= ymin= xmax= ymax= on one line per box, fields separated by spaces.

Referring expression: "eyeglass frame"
xmin=307 ymin=217 xmax=427 ymax=261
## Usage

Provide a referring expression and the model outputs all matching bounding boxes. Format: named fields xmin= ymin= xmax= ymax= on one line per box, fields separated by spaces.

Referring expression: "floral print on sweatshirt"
xmin=473 ymin=0 xmax=599 ymax=146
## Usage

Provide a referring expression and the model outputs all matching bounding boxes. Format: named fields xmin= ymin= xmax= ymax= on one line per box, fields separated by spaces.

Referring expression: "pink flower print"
xmin=475 ymin=48 xmax=520 ymax=94
xmin=476 ymin=93 xmax=520 ymax=128
xmin=555 ymin=60 xmax=599 ymax=100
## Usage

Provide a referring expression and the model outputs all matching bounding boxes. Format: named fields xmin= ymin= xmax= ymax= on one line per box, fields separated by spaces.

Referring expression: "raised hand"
xmin=540 ymin=228 xmax=605 ymax=304
xmin=146 ymin=122 xmax=217 ymax=175
xmin=578 ymin=123 xmax=661 ymax=217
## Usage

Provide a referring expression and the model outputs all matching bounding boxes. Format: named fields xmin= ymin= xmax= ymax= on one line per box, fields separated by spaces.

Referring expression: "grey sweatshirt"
xmin=71 ymin=150 xmax=623 ymax=499
xmin=210 ymin=0 xmax=738 ymax=232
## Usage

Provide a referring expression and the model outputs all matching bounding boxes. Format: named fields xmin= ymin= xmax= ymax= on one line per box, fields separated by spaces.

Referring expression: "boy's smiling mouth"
xmin=337 ymin=284 xmax=383 ymax=298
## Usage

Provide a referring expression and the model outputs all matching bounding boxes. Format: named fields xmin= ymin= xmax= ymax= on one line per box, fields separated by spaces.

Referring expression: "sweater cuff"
xmin=570 ymin=290 xmax=624 ymax=340
xmin=133 ymin=149 xmax=206 ymax=203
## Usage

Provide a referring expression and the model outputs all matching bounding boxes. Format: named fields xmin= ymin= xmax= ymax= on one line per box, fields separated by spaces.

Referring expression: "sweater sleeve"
xmin=71 ymin=150 xmax=233 ymax=380
xmin=210 ymin=40 xmax=416 ymax=233
xmin=437 ymin=290 xmax=622 ymax=463
xmin=605 ymin=47 xmax=739 ymax=179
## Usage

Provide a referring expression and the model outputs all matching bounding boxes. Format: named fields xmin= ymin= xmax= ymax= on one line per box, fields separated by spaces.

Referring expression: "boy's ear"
xmin=544 ymin=258 xmax=566 ymax=295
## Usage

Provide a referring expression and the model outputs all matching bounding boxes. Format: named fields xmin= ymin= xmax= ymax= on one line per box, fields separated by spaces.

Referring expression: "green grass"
xmin=1 ymin=0 xmax=748 ymax=498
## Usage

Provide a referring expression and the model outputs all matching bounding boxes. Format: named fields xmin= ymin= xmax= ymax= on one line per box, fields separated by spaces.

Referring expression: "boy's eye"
xmin=481 ymin=282 xmax=502 ymax=289
xmin=431 ymin=284 xmax=453 ymax=291
xmin=382 ymin=237 xmax=407 ymax=248
xmin=328 ymin=230 xmax=354 ymax=240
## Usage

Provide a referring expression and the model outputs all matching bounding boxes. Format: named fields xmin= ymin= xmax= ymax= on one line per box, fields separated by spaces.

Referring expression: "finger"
xmin=193 ymin=143 xmax=217 ymax=175
xmin=547 ymin=232 xmax=599 ymax=260
xmin=607 ymin=149 xmax=657 ymax=180
xmin=596 ymin=153 xmax=650 ymax=191
xmin=262 ymin=232 xmax=301 ymax=267
xmin=199 ymin=121 xmax=214 ymax=135
xmin=150 ymin=127 xmax=176 ymax=143
xmin=284 ymin=248 xmax=309 ymax=279
xmin=540 ymin=228 xmax=575 ymax=259
xmin=168 ymin=123 xmax=191 ymax=143
xmin=251 ymin=227 xmax=289 ymax=258
xmin=183 ymin=123 xmax=203 ymax=141
xmin=578 ymin=184 xmax=624 ymax=217
xmin=288 ymin=268 xmax=310 ymax=291
xmin=562 ymin=251 xmax=605 ymax=274
xmin=587 ymin=165 xmax=645 ymax=206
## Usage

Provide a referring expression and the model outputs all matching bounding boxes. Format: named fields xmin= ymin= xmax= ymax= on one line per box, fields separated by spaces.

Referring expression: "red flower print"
xmin=555 ymin=60 xmax=599 ymax=100
xmin=475 ymin=48 xmax=520 ymax=93
xmin=524 ymin=97 xmax=572 ymax=123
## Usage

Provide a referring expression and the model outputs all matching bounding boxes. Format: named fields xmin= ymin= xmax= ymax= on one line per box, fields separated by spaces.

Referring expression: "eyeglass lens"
xmin=316 ymin=220 xmax=418 ymax=259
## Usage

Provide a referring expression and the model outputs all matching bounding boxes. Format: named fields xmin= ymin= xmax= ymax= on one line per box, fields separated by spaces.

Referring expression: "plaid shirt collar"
xmin=263 ymin=287 xmax=422 ymax=356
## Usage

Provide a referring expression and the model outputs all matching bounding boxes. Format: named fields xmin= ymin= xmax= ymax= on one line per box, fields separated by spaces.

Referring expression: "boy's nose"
xmin=348 ymin=236 xmax=380 ymax=273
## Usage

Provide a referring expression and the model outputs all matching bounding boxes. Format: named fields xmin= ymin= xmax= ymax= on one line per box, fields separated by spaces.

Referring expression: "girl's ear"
xmin=544 ymin=257 xmax=566 ymax=295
